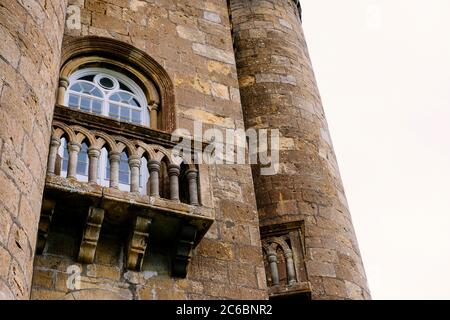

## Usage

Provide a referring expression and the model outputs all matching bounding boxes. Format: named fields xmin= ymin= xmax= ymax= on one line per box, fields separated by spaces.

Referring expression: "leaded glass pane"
xmin=132 ymin=110 xmax=141 ymax=124
xmin=70 ymin=83 xmax=82 ymax=92
xmin=80 ymin=96 xmax=91 ymax=111
xmin=76 ymin=144 xmax=89 ymax=176
xmin=91 ymin=87 xmax=103 ymax=98
xmin=68 ymin=94 xmax=79 ymax=108
xmin=109 ymin=104 xmax=119 ymax=119
xmin=92 ymin=100 xmax=102 ymax=114
xmin=120 ymin=107 xmax=130 ymax=122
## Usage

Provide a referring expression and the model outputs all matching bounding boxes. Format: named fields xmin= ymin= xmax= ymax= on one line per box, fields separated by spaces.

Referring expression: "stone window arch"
xmin=66 ymin=68 xmax=150 ymax=126
xmin=58 ymin=36 xmax=176 ymax=132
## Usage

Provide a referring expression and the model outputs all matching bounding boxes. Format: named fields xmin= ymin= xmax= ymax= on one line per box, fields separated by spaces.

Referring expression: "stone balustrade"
xmin=46 ymin=106 xmax=200 ymax=206
xmin=37 ymin=105 xmax=213 ymax=276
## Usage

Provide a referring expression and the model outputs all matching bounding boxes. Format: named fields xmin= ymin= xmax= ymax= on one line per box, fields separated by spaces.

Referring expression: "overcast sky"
xmin=301 ymin=0 xmax=450 ymax=299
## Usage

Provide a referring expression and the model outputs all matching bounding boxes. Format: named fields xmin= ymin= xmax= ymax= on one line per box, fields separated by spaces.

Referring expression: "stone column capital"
xmin=88 ymin=147 xmax=101 ymax=158
xmin=147 ymin=160 xmax=161 ymax=172
xmin=168 ymin=164 xmax=181 ymax=177
xmin=68 ymin=142 xmax=81 ymax=153
xmin=128 ymin=155 xmax=141 ymax=168
xmin=59 ymin=76 xmax=70 ymax=89
xmin=109 ymin=151 xmax=121 ymax=162
xmin=148 ymin=102 xmax=160 ymax=111
xmin=50 ymin=136 xmax=61 ymax=147
xmin=185 ymin=169 xmax=198 ymax=180
xmin=268 ymin=253 xmax=278 ymax=263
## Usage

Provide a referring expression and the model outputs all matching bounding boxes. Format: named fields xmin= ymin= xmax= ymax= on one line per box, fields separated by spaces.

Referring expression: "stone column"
xmin=168 ymin=164 xmax=180 ymax=201
xmin=128 ymin=156 xmax=141 ymax=193
xmin=285 ymin=250 xmax=297 ymax=285
xmin=57 ymin=77 xmax=70 ymax=106
xmin=185 ymin=169 xmax=199 ymax=205
xmin=149 ymin=103 xmax=159 ymax=130
xmin=0 ymin=0 xmax=68 ymax=299
xmin=88 ymin=148 xmax=101 ymax=184
xmin=268 ymin=252 xmax=279 ymax=285
xmin=47 ymin=137 xmax=61 ymax=175
xmin=109 ymin=152 xmax=121 ymax=189
xmin=67 ymin=142 xmax=81 ymax=179
xmin=147 ymin=160 xmax=161 ymax=197
xmin=231 ymin=0 xmax=371 ymax=299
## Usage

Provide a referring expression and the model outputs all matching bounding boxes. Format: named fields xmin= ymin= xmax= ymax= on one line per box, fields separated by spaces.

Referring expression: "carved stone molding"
xmin=78 ymin=207 xmax=105 ymax=264
xmin=36 ymin=199 xmax=56 ymax=254
xmin=172 ymin=225 xmax=197 ymax=278
xmin=126 ymin=215 xmax=152 ymax=271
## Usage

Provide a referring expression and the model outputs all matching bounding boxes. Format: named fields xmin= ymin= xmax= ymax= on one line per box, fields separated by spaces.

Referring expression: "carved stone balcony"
xmin=38 ymin=106 xmax=214 ymax=277
xmin=261 ymin=221 xmax=312 ymax=300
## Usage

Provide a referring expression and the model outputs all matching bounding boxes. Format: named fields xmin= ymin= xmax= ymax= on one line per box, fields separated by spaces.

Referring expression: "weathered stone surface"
xmin=231 ymin=0 xmax=370 ymax=299
xmin=0 ymin=0 xmax=68 ymax=299
xmin=176 ymin=25 xmax=205 ymax=43
xmin=306 ymin=261 xmax=336 ymax=278
xmin=203 ymin=11 xmax=221 ymax=24
xmin=192 ymin=43 xmax=235 ymax=65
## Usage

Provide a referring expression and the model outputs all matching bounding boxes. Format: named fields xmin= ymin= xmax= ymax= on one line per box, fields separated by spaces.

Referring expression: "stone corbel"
xmin=126 ymin=215 xmax=152 ymax=271
xmin=172 ymin=225 xmax=197 ymax=278
xmin=78 ymin=207 xmax=105 ymax=264
xmin=36 ymin=199 xmax=56 ymax=254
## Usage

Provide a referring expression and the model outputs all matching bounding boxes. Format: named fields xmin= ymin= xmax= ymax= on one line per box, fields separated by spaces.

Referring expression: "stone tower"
xmin=230 ymin=0 xmax=370 ymax=299
xmin=0 ymin=0 xmax=68 ymax=299
xmin=0 ymin=0 xmax=369 ymax=300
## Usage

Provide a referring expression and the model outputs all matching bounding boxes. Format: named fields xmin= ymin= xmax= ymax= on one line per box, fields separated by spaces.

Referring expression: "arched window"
xmin=55 ymin=37 xmax=178 ymax=194
xmin=66 ymin=68 xmax=150 ymax=126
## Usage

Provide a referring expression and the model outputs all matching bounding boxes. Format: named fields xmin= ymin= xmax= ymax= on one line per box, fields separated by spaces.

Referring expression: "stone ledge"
xmin=44 ymin=174 xmax=214 ymax=239
xmin=268 ymin=281 xmax=311 ymax=299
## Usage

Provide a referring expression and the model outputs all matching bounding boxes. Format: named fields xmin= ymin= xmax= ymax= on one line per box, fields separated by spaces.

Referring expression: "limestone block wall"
xmin=30 ymin=0 xmax=267 ymax=300
xmin=0 ymin=0 xmax=68 ymax=299
xmin=230 ymin=0 xmax=371 ymax=299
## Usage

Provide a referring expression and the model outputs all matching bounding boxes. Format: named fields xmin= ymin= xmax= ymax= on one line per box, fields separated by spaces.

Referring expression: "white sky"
xmin=301 ymin=0 xmax=450 ymax=299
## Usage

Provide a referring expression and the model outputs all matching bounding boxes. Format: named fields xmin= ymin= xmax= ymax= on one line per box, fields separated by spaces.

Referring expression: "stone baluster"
xmin=67 ymin=142 xmax=81 ymax=179
xmin=168 ymin=164 xmax=181 ymax=201
xmin=128 ymin=155 xmax=141 ymax=193
xmin=47 ymin=136 xmax=61 ymax=175
xmin=88 ymin=147 xmax=101 ymax=184
xmin=147 ymin=160 xmax=161 ymax=197
xmin=268 ymin=251 xmax=280 ymax=285
xmin=285 ymin=249 xmax=297 ymax=285
xmin=57 ymin=77 xmax=69 ymax=106
xmin=109 ymin=152 xmax=121 ymax=189
xmin=185 ymin=169 xmax=199 ymax=205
